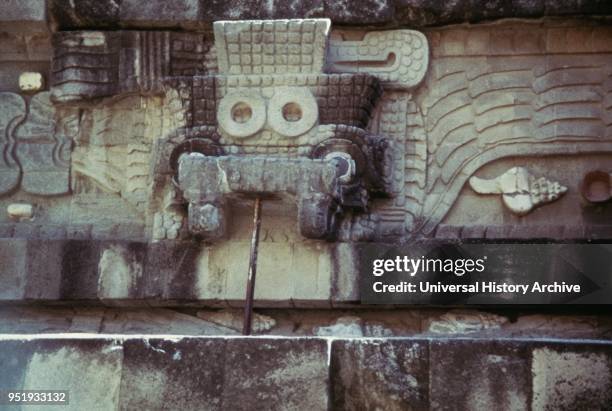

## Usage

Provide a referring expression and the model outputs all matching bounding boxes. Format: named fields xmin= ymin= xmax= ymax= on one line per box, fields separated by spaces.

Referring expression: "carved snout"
xmin=177 ymin=154 xmax=353 ymax=240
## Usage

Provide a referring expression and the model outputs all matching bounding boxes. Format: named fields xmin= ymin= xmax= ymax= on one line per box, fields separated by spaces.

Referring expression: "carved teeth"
xmin=468 ymin=166 xmax=567 ymax=215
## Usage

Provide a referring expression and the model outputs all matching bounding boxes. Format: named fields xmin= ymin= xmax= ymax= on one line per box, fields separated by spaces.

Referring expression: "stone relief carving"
xmin=51 ymin=30 xmax=215 ymax=103
xmin=172 ymin=19 xmax=405 ymax=241
xmin=0 ymin=92 xmax=23 ymax=194
xmin=394 ymin=25 xmax=612 ymax=237
xmin=469 ymin=167 xmax=567 ymax=215
xmin=47 ymin=19 xmax=431 ymax=241
xmin=328 ymin=30 xmax=429 ymax=89
xmin=0 ymin=91 xmax=74 ymax=196
xmin=37 ymin=20 xmax=612 ymax=241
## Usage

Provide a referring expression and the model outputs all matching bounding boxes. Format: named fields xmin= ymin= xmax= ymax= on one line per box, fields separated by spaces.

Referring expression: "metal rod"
xmin=242 ymin=197 xmax=262 ymax=335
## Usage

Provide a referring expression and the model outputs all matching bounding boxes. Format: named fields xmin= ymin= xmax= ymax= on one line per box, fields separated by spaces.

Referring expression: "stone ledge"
xmin=38 ymin=0 xmax=612 ymax=30
xmin=331 ymin=337 xmax=612 ymax=410
xmin=3 ymin=238 xmax=612 ymax=306
xmin=435 ymin=224 xmax=612 ymax=240
xmin=0 ymin=335 xmax=329 ymax=410
xmin=0 ymin=335 xmax=610 ymax=410
xmin=0 ymin=238 xmax=355 ymax=307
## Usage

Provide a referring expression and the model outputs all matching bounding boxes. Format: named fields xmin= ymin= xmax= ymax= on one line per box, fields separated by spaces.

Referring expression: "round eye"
xmin=268 ymin=88 xmax=318 ymax=138
xmin=218 ymin=92 xmax=266 ymax=138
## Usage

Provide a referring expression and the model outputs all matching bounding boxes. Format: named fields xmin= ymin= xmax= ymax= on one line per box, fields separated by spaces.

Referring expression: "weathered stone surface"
xmin=196 ymin=309 xmax=276 ymax=333
xmin=0 ymin=238 xmax=350 ymax=306
xmin=531 ymin=342 xmax=612 ymax=409
xmin=0 ymin=239 xmax=28 ymax=300
xmin=221 ymin=338 xmax=329 ymax=409
xmin=0 ymin=338 xmax=124 ymax=410
xmin=429 ymin=339 xmax=532 ymax=410
xmin=0 ymin=307 xmax=241 ymax=334
xmin=44 ymin=0 xmax=612 ymax=29
xmin=49 ymin=0 xmax=120 ymax=29
xmin=331 ymin=338 xmax=429 ymax=410
xmin=425 ymin=310 xmax=509 ymax=334
xmin=315 ymin=316 xmax=364 ymax=337
xmin=120 ymin=0 xmax=200 ymax=26
xmin=200 ymin=0 xmax=325 ymax=22
xmin=0 ymin=336 xmax=611 ymax=409
xmin=0 ymin=0 xmax=47 ymax=32
xmin=0 ymin=92 xmax=25 ymax=194
xmin=0 ymin=239 xmax=64 ymax=301
xmin=120 ymin=338 xmax=227 ymax=410
xmin=0 ymin=336 xmax=329 ymax=409
xmin=324 ymin=0 xmax=394 ymax=24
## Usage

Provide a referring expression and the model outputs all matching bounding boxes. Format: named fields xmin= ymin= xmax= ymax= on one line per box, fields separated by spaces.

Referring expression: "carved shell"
xmin=469 ymin=167 xmax=567 ymax=215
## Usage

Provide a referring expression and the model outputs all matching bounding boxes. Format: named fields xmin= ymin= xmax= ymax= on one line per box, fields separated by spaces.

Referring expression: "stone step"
xmin=1 ymin=335 xmax=610 ymax=410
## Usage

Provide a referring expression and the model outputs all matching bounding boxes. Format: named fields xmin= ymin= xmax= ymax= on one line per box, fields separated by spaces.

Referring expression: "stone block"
xmin=429 ymin=339 xmax=532 ymax=410
xmin=394 ymin=0 xmax=470 ymax=26
xmin=144 ymin=241 xmax=203 ymax=301
xmin=291 ymin=243 xmax=334 ymax=306
xmin=97 ymin=243 xmax=146 ymax=300
xmin=468 ymin=0 xmax=544 ymax=22
xmin=23 ymin=240 xmax=64 ymax=300
xmin=531 ymin=342 xmax=612 ymax=410
xmin=0 ymin=239 xmax=27 ymax=300
xmin=221 ymin=338 xmax=329 ymax=410
xmin=120 ymin=338 xmax=226 ymax=410
xmin=0 ymin=336 xmax=330 ymax=410
xmin=120 ymin=0 xmax=199 ymax=26
xmin=324 ymin=0 xmax=393 ymax=24
xmin=58 ymin=240 xmax=103 ymax=300
xmin=330 ymin=243 xmax=359 ymax=305
xmin=49 ymin=0 xmax=120 ymax=29
xmin=0 ymin=338 xmax=124 ymax=410
xmin=330 ymin=338 xmax=429 ymax=410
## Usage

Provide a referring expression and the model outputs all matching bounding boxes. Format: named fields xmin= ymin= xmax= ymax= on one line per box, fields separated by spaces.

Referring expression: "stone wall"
xmin=1 ymin=335 xmax=611 ymax=410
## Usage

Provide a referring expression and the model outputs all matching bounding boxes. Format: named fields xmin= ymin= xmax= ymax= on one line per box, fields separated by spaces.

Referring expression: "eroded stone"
xmin=331 ymin=339 xmax=429 ymax=410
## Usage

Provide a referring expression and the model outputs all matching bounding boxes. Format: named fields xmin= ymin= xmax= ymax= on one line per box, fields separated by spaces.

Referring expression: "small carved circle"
xmin=231 ymin=102 xmax=252 ymax=123
xmin=581 ymin=170 xmax=612 ymax=203
xmin=282 ymin=103 xmax=302 ymax=122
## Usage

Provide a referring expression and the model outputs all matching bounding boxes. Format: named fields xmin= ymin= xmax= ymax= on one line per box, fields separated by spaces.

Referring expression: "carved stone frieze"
xmin=396 ymin=24 xmax=612 ymax=237
xmin=38 ymin=20 xmax=612 ymax=242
